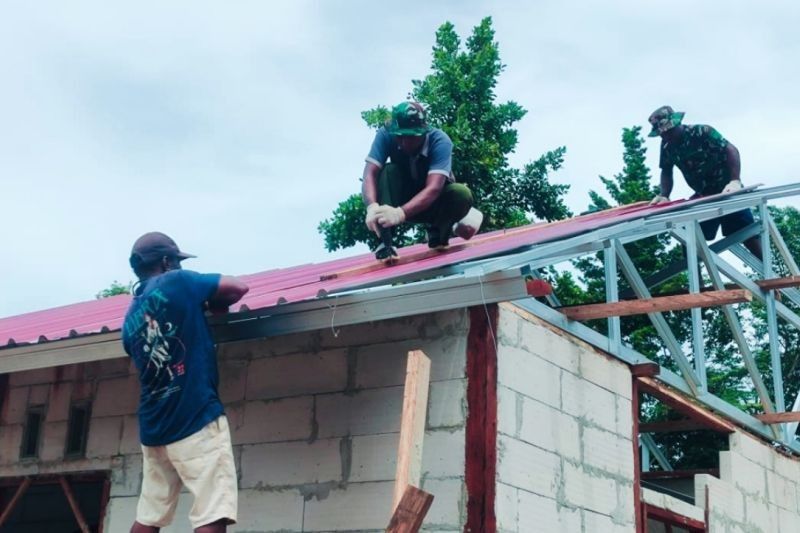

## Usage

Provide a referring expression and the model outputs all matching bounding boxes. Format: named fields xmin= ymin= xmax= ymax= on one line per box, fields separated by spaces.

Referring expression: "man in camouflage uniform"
xmin=647 ymin=105 xmax=762 ymax=259
xmin=362 ymin=101 xmax=483 ymax=261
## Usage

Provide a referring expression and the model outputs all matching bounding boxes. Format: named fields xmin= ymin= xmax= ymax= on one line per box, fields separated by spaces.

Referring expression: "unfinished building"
xmin=1 ymin=185 xmax=799 ymax=532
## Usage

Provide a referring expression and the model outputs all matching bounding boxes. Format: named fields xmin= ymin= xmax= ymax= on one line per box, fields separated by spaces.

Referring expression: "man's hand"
xmin=649 ymin=195 xmax=670 ymax=206
xmin=722 ymin=180 xmax=743 ymax=194
xmin=365 ymin=203 xmax=381 ymax=235
xmin=376 ymin=205 xmax=406 ymax=228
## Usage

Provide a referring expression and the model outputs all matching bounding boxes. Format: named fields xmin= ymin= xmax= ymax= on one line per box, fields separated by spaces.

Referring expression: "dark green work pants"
xmin=378 ymin=163 xmax=473 ymax=241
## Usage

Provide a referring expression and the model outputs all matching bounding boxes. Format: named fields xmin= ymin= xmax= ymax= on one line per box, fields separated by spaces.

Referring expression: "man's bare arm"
xmin=659 ymin=167 xmax=674 ymax=198
xmin=208 ymin=276 xmax=249 ymax=309
xmin=362 ymin=163 xmax=381 ymax=206
xmin=726 ymin=143 xmax=741 ymax=182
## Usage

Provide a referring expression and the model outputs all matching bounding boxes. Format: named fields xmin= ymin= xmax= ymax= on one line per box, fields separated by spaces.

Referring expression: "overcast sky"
xmin=2 ymin=0 xmax=799 ymax=318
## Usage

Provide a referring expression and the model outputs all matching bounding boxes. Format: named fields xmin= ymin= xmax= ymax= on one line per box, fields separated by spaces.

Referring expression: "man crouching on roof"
xmin=362 ymin=101 xmax=484 ymax=262
xmin=123 ymin=232 xmax=248 ymax=533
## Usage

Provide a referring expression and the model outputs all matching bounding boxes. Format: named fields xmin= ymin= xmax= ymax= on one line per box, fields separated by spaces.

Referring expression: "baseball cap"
xmin=387 ymin=101 xmax=431 ymax=136
xmin=129 ymin=231 xmax=196 ymax=269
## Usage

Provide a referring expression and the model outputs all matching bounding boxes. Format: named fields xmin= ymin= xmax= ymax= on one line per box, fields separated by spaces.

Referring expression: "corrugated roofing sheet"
xmin=0 ymin=197 xmax=713 ymax=349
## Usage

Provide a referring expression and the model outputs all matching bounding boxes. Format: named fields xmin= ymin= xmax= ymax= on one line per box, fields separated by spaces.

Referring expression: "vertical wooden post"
xmin=0 ymin=477 xmax=31 ymax=527
xmin=392 ymin=350 xmax=431 ymax=511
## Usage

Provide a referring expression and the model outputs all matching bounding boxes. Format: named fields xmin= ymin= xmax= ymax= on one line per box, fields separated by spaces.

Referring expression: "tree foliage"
xmin=318 ymin=18 xmax=571 ymax=252
xmin=95 ymin=280 xmax=132 ymax=299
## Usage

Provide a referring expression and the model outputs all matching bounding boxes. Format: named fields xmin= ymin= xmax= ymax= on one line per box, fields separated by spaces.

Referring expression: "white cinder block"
xmin=422 ymin=429 xmax=466 ymax=478
xmin=46 ymin=382 xmax=73 ymax=422
xmin=104 ymin=496 xmax=138 ymax=532
xmin=518 ymin=395 xmax=580 ymax=462
xmin=120 ymin=415 xmax=141 ymax=455
xmin=232 ymin=396 xmax=313 ymax=445
xmin=428 ymin=379 xmax=466 ymax=429
xmin=497 ymin=385 xmax=520 ymax=439
xmin=240 ymin=438 xmax=342 ymax=488
xmin=316 ymin=388 xmax=403 ymax=438
xmin=496 ymin=435 xmax=560 ymax=497
xmin=28 ymin=384 xmax=49 ymax=406
xmin=303 ymin=481 xmax=395 ymax=531
xmin=519 ymin=319 xmax=580 ymax=374
xmin=720 ymin=451 xmax=767 ymax=498
xmin=236 ymin=488 xmax=305 ymax=531
xmin=93 ymin=375 xmax=140 ymax=417
xmin=767 ymin=471 xmax=798 ymax=511
xmin=422 ymin=477 xmax=465 ymax=529
xmin=356 ymin=342 xmax=411 ymax=388
xmin=729 ymin=432 xmax=774 ymax=471
xmin=745 ymin=496 xmax=776 ymax=531
xmin=86 ymin=416 xmax=122 ymax=458
xmin=778 ymin=507 xmax=800 ymax=533
xmin=495 ymin=482 xmax=518 ymax=533
xmin=695 ymin=474 xmax=745 ymax=524
xmin=110 ymin=454 xmax=143 ymax=497
xmin=423 ymin=335 xmax=468 ymax=382
xmin=497 ymin=345 xmax=561 ymax=409
xmin=579 ymin=348 xmax=631 ymax=400
xmin=318 ymin=313 xmax=428 ymax=350
xmin=218 ymin=358 xmax=248 ymax=403
xmin=246 ymin=349 xmax=348 ymax=400
xmin=9 ymin=367 xmax=56 ymax=387
xmin=497 ymin=307 xmax=521 ymax=348
xmin=582 ymin=509 xmax=631 ymax=533
xmin=582 ymin=426 xmax=634 ymax=481
xmin=518 ymin=489 xmax=581 ymax=533
xmin=40 ymin=421 xmax=68 ymax=461
xmin=615 ymin=396 xmax=633 ymax=438
xmin=561 ymin=372 xmax=617 ymax=434
xmin=641 ymin=488 xmax=704 ymax=522
xmin=349 ymin=433 xmax=398 ymax=482
xmin=562 ymin=462 xmax=618 ymax=516
xmin=2 ymin=387 xmax=28 ymax=425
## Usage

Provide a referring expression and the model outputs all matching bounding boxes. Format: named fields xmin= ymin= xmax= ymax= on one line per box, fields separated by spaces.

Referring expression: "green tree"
xmin=96 ymin=280 xmax=132 ymax=299
xmin=318 ymin=17 xmax=571 ymax=252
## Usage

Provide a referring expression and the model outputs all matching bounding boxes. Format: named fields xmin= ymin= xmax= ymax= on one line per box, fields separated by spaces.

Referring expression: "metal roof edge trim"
xmin=0 ymin=270 xmax=528 ymax=374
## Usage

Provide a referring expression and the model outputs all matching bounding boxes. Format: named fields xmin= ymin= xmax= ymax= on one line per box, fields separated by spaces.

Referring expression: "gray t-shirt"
xmin=365 ymin=127 xmax=455 ymax=183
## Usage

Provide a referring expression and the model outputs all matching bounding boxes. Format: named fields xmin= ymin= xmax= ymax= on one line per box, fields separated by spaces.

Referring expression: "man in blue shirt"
xmin=363 ymin=101 xmax=483 ymax=261
xmin=123 ymin=232 xmax=248 ymax=533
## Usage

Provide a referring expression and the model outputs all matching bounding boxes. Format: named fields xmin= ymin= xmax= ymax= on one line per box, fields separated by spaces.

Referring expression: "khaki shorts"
xmin=136 ymin=415 xmax=237 ymax=529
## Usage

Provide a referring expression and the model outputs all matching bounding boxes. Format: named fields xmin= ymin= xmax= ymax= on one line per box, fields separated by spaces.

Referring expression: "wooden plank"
xmin=640 ymin=419 xmax=712 ymax=433
xmin=0 ymin=477 xmax=31 ymax=527
xmin=392 ymin=350 xmax=431 ymax=511
xmin=59 ymin=476 xmax=91 ymax=533
xmin=631 ymin=362 xmax=660 ymax=378
xmin=756 ymin=411 xmax=800 ymax=424
xmin=561 ymin=289 xmax=752 ymax=321
xmin=756 ymin=276 xmax=800 ymax=290
xmin=637 ymin=376 xmax=736 ymax=434
xmin=386 ymin=485 xmax=434 ymax=533
xmin=641 ymin=468 xmax=718 ymax=480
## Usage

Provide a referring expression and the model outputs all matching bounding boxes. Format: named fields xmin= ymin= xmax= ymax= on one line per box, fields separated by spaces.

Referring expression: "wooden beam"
xmin=637 ymin=377 xmax=736 ymax=434
xmin=756 ymin=276 xmax=800 ymax=290
xmin=561 ymin=289 xmax=752 ymax=321
xmin=386 ymin=485 xmax=434 ymax=533
xmin=640 ymin=419 xmax=712 ymax=433
xmin=59 ymin=476 xmax=91 ymax=533
xmin=641 ymin=468 xmax=718 ymax=480
xmin=631 ymin=362 xmax=660 ymax=378
xmin=392 ymin=350 xmax=431 ymax=511
xmin=756 ymin=412 xmax=800 ymax=424
xmin=0 ymin=477 xmax=31 ymax=527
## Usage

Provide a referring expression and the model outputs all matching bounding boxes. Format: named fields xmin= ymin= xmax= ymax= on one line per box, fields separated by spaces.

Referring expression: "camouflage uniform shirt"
xmin=659 ymin=125 xmax=732 ymax=195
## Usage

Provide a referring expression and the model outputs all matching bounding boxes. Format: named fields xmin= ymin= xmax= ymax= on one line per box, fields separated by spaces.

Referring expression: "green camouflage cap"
xmin=387 ymin=101 xmax=430 ymax=136
xmin=648 ymin=105 xmax=685 ymax=137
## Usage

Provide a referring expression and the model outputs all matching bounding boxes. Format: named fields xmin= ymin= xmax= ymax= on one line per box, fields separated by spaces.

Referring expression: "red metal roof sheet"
xmin=0 ymin=199 xmax=691 ymax=349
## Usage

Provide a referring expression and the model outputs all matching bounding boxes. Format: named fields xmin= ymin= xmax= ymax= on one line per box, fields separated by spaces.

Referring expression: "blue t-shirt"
xmin=122 ymin=269 xmax=222 ymax=446
xmin=365 ymin=127 xmax=455 ymax=183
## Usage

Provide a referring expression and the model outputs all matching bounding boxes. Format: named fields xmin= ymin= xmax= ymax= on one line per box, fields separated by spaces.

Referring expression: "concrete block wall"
xmin=0 ymin=309 xmax=470 ymax=532
xmin=494 ymin=303 xmax=636 ymax=533
xmin=695 ymin=431 xmax=800 ymax=532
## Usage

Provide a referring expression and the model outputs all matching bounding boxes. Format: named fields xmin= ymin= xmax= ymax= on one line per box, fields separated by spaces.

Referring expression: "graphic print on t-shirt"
xmin=126 ymin=288 xmax=186 ymax=401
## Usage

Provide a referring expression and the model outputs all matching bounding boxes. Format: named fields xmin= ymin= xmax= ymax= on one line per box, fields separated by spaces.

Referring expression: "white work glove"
xmin=375 ymin=205 xmax=406 ymax=228
xmin=365 ymin=203 xmax=381 ymax=235
xmin=649 ymin=195 xmax=670 ymax=206
xmin=722 ymin=180 xmax=743 ymax=194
